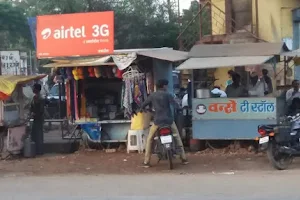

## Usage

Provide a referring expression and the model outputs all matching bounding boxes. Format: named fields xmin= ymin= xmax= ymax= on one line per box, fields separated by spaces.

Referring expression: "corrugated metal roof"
xmin=40 ymin=48 xmax=173 ymax=60
xmin=44 ymin=49 xmax=188 ymax=68
xmin=137 ymin=49 xmax=188 ymax=62
xmin=43 ymin=56 xmax=113 ymax=68
xmin=189 ymin=42 xmax=288 ymax=58
xmin=281 ymin=49 xmax=300 ymax=57
xmin=176 ymin=56 xmax=273 ymax=70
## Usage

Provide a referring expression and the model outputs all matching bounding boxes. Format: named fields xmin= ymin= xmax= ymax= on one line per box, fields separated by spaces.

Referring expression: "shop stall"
xmin=0 ymin=75 xmax=46 ymax=155
xmin=176 ymin=42 xmax=291 ymax=140
xmin=43 ymin=48 xmax=188 ymax=145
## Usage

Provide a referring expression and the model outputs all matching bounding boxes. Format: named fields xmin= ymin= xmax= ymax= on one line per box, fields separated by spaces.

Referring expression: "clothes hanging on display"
xmin=123 ymin=79 xmax=134 ymax=118
xmin=122 ymin=73 xmax=148 ymax=119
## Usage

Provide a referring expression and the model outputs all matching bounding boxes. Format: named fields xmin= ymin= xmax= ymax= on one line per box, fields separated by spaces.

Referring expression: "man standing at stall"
xmin=262 ymin=69 xmax=273 ymax=96
xmin=141 ymin=79 xmax=188 ymax=168
xmin=30 ymin=83 xmax=44 ymax=155
xmin=286 ymin=80 xmax=300 ymax=104
xmin=225 ymin=73 xmax=248 ymax=97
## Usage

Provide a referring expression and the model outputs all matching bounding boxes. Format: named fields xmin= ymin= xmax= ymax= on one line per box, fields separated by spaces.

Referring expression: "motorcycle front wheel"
xmin=167 ymin=149 xmax=173 ymax=170
xmin=267 ymin=141 xmax=293 ymax=170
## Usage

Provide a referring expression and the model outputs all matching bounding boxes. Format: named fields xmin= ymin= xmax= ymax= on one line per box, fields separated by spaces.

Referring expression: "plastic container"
xmin=23 ymin=137 xmax=36 ymax=158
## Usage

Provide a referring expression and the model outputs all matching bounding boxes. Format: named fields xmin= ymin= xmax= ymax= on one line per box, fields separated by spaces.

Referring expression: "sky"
xmin=179 ymin=0 xmax=193 ymax=12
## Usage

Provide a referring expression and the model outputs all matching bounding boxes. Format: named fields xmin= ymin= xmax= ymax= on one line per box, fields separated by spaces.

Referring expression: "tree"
xmin=0 ymin=1 xmax=32 ymax=50
xmin=113 ymin=0 xmax=179 ymax=49
xmin=4 ymin=0 xmax=180 ymax=50
xmin=178 ymin=0 xmax=211 ymax=51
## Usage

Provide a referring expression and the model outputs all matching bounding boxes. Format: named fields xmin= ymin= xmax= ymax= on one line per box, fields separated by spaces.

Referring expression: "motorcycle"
xmin=257 ymin=113 xmax=300 ymax=170
xmin=152 ymin=125 xmax=181 ymax=170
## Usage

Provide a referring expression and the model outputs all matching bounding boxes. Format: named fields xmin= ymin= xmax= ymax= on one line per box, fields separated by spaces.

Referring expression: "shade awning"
xmin=189 ymin=42 xmax=288 ymax=58
xmin=43 ymin=48 xmax=188 ymax=69
xmin=176 ymin=56 xmax=273 ymax=70
xmin=281 ymin=49 xmax=300 ymax=57
xmin=0 ymin=75 xmax=47 ymax=100
xmin=43 ymin=56 xmax=112 ymax=68
xmin=137 ymin=49 xmax=188 ymax=62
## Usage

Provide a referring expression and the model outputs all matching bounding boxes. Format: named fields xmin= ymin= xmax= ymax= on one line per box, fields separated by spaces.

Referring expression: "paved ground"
xmin=1 ymin=171 xmax=300 ymax=200
xmin=2 ymin=149 xmax=300 ymax=199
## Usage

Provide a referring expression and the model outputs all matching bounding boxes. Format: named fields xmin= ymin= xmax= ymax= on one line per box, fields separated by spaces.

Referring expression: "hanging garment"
xmin=94 ymin=67 xmax=101 ymax=78
xmin=116 ymin=69 xmax=123 ymax=79
xmin=140 ymin=79 xmax=148 ymax=102
xmin=123 ymin=79 xmax=133 ymax=118
xmin=106 ymin=67 xmax=114 ymax=79
xmin=72 ymin=68 xmax=79 ymax=81
xmin=134 ymin=81 xmax=142 ymax=105
xmin=83 ymin=67 xmax=89 ymax=79
xmin=77 ymin=68 xmax=84 ymax=80
xmin=121 ymin=82 xmax=125 ymax=109
xmin=146 ymin=72 xmax=154 ymax=94
xmin=88 ymin=67 xmax=96 ymax=77
xmin=100 ymin=67 xmax=106 ymax=78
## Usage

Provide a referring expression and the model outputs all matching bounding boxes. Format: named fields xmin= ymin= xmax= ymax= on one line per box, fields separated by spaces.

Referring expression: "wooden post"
xmin=255 ymin=0 xmax=259 ymax=39
xmin=199 ymin=0 xmax=202 ymax=41
xmin=284 ymin=56 xmax=287 ymax=85
xmin=225 ymin=0 xmax=233 ymax=34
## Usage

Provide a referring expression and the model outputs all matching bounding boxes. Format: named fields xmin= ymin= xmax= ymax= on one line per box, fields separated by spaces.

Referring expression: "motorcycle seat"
xmin=158 ymin=126 xmax=171 ymax=130
xmin=260 ymin=125 xmax=276 ymax=131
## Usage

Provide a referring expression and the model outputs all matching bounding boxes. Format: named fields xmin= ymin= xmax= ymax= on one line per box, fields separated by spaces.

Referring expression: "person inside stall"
xmin=287 ymin=97 xmax=300 ymax=116
xmin=140 ymin=79 xmax=188 ymax=168
xmin=248 ymin=71 xmax=268 ymax=97
xmin=286 ymin=80 xmax=300 ymax=105
xmin=30 ymin=83 xmax=44 ymax=155
xmin=225 ymin=70 xmax=235 ymax=87
xmin=211 ymin=86 xmax=227 ymax=98
xmin=262 ymin=69 xmax=273 ymax=96
xmin=225 ymin=73 xmax=248 ymax=97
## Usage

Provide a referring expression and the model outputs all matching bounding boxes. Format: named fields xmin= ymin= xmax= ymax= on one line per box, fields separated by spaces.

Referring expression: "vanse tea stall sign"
xmin=36 ymin=11 xmax=114 ymax=58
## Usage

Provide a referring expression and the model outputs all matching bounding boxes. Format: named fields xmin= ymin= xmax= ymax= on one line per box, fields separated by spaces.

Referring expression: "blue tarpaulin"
xmin=27 ymin=17 xmax=36 ymax=50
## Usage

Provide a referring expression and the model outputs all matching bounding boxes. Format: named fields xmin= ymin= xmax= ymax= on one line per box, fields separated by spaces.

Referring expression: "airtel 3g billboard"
xmin=36 ymin=11 xmax=114 ymax=58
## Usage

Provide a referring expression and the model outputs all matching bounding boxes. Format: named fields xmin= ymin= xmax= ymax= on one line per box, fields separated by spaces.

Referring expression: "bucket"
xmin=189 ymin=139 xmax=200 ymax=152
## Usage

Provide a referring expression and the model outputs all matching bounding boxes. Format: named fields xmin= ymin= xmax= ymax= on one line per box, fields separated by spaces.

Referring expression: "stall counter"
xmin=75 ymin=119 xmax=131 ymax=142
xmin=192 ymin=97 xmax=277 ymax=139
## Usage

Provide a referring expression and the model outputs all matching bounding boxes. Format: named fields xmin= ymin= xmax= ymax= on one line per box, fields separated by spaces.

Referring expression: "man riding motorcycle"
xmin=140 ymin=79 xmax=188 ymax=168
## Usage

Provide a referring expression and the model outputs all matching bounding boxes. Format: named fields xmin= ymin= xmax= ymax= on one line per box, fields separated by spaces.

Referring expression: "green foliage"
xmin=1 ymin=0 xmax=207 ymax=51
xmin=0 ymin=1 xmax=32 ymax=50
xmin=179 ymin=0 xmax=211 ymax=50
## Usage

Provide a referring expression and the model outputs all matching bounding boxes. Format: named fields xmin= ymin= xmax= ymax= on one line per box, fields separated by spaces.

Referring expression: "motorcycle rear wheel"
xmin=167 ymin=149 xmax=173 ymax=170
xmin=267 ymin=141 xmax=293 ymax=170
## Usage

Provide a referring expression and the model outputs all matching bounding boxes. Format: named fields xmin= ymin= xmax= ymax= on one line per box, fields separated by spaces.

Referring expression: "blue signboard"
xmin=192 ymin=98 xmax=277 ymax=120
xmin=191 ymin=97 xmax=277 ymax=139
xmin=27 ymin=17 xmax=37 ymax=50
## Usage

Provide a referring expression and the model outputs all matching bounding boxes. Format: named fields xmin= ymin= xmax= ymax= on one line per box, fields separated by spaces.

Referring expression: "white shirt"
xmin=248 ymin=78 xmax=267 ymax=97
xmin=286 ymin=88 xmax=300 ymax=102
xmin=182 ymin=94 xmax=188 ymax=108
xmin=211 ymin=88 xmax=227 ymax=97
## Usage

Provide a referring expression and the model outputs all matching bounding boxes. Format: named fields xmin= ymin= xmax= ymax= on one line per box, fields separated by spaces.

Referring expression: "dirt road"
xmin=0 ymin=149 xmax=299 ymax=176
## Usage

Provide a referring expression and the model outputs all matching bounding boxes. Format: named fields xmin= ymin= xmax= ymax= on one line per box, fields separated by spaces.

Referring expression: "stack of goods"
xmin=86 ymin=94 xmax=121 ymax=120
xmin=97 ymin=95 xmax=117 ymax=120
